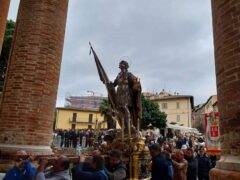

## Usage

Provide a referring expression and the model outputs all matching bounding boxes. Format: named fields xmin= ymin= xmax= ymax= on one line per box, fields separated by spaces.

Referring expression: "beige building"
xmin=203 ymin=95 xmax=217 ymax=113
xmin=54 ymin=95 xmax=121 ymax=130
xmin=192 ymin=95 xmax=218 ymax=133
xmin=143 ymin=90 xmax=194 ymax=128
xmin=55 ymin=107 xmax=107 ymax=130
xmin=55 ymin=95 xmax=107 ymax=130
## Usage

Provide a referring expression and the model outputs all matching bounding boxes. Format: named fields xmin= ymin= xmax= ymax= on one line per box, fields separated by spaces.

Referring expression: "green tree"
xmin=99 ymin=95 xmax=167 ymax=130
xmin=0 ymin=19 xmax=16 ymax=92
xmin=141 ymin=95 xmax=167 ymax=130
xmin=99 ymin=98 xmax=117 ymax=129
xmin=99 ymin=98 xmax=110 ymax=116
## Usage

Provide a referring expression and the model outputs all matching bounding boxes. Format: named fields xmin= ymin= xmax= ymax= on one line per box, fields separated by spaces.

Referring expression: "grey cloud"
xmin=7 ymin=0 xmax=217 ymax=107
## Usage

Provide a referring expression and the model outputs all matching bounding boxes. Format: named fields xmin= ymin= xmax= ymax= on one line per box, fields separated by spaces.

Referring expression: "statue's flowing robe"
xmin=113 ymin=71 xmax=142 ymax=129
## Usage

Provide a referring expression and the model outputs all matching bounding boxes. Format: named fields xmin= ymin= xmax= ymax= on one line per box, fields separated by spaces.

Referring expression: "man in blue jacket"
xmin=185 ymin=148 xmax=198 ymax=180
xmin=197 ymin=148 xmax=211 ymax=180
xmin=4 ymin=150 xmax=36 ymax=180
xmin=74 ymin=155 xmax=108 ymax=180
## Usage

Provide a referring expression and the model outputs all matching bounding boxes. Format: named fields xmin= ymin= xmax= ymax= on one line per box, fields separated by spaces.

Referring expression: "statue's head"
xmin=119 ymin=60 xmax=129 ymax=69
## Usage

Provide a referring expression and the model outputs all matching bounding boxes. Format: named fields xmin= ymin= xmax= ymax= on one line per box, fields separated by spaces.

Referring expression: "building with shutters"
xmin=54 ymin=95 xmax=121 ymax=130
xmin=143 ymin=90 xmax=194 ymax=128
xmin=55 ymin=107 xmax=106 ymax=130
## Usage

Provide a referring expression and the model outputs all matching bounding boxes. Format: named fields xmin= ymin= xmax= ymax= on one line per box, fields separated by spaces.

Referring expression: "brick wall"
xmin=0 ymin=0 xmax=10 ymax=54
xmin=212 ymin=0 xmax=240 ymax=155
xmin=0 ymin=0 xmax=69 ymax=148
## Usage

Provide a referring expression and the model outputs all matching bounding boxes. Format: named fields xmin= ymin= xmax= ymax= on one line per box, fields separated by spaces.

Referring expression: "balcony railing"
xmin=69 ymin=118 xmax=96 ymax=124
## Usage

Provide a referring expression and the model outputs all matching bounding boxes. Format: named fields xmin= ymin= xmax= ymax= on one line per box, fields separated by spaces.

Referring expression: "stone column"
xmin=0 ymin=0 xmax=68 ymax=155
xmin=0 ymin=0 xmax=11 ymax=54
xmin=210 ymin=0 xmax=240 ymax=179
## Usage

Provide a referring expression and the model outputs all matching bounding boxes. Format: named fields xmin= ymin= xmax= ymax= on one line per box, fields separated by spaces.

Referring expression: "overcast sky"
xmin=8 ymin=0 xmax=216 ymax=107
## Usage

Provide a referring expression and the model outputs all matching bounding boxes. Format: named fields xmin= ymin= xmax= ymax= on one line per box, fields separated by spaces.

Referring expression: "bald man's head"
xmin=175 ymin=150 xmax=184 ymax=161
xmin=53 ymin=155 xmax=69 ymax=172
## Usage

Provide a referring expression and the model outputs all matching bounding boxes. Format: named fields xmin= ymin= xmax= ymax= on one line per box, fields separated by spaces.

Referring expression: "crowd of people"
xmin=3 ymin=128 xmax=219 ymax=180
xmin=53 ymin=129 xmax=110 ymax=149
xmin=145 ymin=129 xmax=218 ymax=180
xmin=3 ymin=149 xmax=126 ymax=180
xmin=55 ymin=129 xmax=96 ymax=148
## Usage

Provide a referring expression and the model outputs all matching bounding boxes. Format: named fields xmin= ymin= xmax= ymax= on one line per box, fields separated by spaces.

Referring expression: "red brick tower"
xmin=210 ymin=0 xmax=240 ymax=179
xmin=0 ymin=0 xmax=68 ymax=155
xmin=0 ymin=0 xmax=11 ymax=54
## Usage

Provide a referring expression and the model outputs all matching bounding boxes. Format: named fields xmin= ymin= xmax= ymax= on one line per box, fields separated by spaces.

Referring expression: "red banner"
xmin=204 ymin=112 xmax=221 ymax=155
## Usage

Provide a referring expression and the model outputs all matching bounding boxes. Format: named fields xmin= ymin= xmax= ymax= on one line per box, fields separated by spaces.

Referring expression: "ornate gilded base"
xmin=105 ymin=131 xmax=152 ymax=179
xmin=129 ymin=149 xmax=151 ymax=180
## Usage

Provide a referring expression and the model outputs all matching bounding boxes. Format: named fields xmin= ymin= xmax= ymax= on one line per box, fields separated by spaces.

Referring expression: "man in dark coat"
xmin=157 ymin=134 xmax=166 ymax=147
xmin=72 ymin=129 xmax=78 ymax=148
xmin=162 ymin=150 xmax=173 ymax=180
xmin=58 ymin=129 xmax=65 ymax=148
xmin=185 ymin=148 xmax=198 ymax=180
xmin=105 ymin=149 xmax=127 ymax=180
xmin=197 ymin=148 xmax=211 ymax=180
xmin=176 ymin=136 xmax=184 ymax=149
xmin=78 ymin=130 xmax=84 ymax=146
xmin=74 ymin=155 xmax=108 ymax=180
xmin=149 ymin=144 xmax=168 ymax=180
xmin=166 ymin=130 xmax=173 ymax=140
xmin=64 ymin=130 xmax=70 ymax=147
